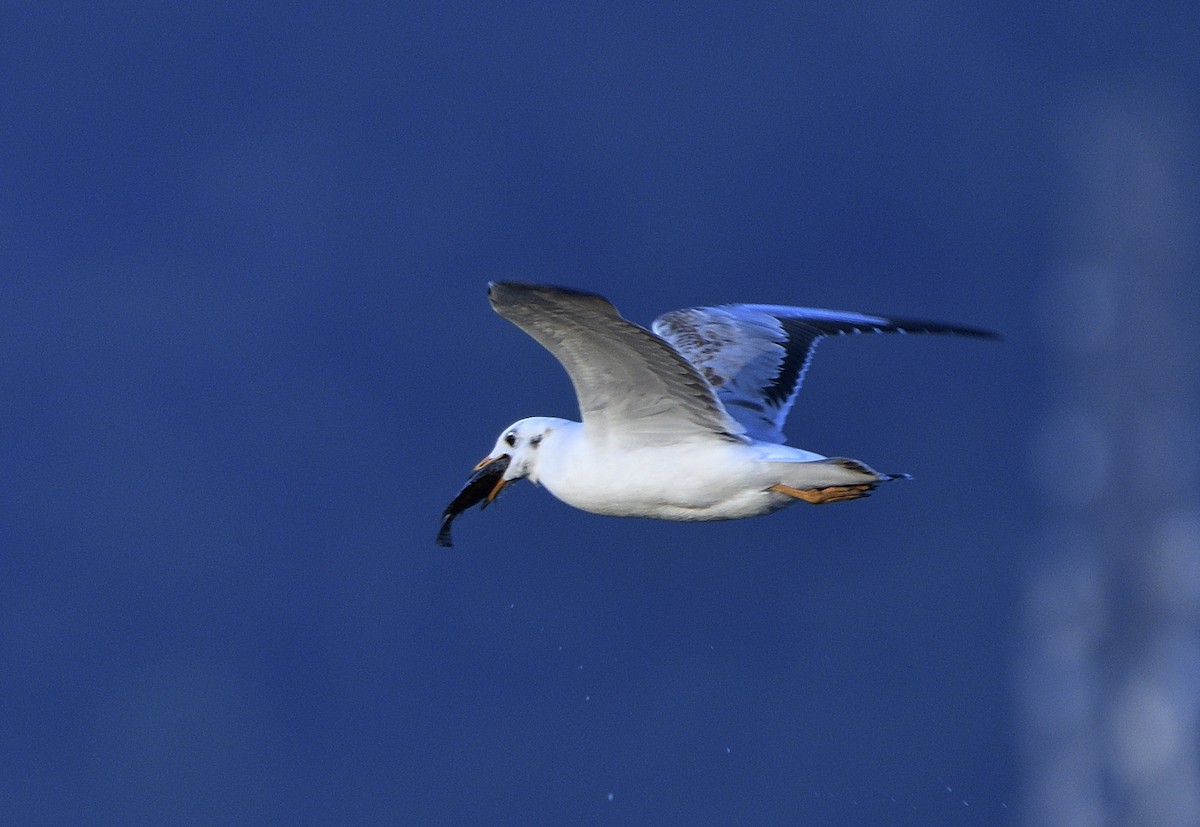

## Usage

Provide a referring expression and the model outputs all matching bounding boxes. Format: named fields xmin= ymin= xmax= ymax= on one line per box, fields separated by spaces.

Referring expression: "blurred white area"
xmin=1025 ymin=83 xmax=1200 ymax=826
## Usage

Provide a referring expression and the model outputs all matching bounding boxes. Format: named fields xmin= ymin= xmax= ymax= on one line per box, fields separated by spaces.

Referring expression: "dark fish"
xmin=436 ymin=455 xmax=511 ymax=547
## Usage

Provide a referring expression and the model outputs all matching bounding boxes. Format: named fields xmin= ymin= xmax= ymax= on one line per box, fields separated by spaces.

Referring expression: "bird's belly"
xmin=539 ymin=443 xmax=792 ymax=521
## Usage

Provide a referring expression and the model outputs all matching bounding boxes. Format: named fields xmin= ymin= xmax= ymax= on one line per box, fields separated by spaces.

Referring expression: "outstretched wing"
xmin=653 ymin=304 xmax=999 ymax=444
xmin=488 ymin=282 xmax=745 ymax=445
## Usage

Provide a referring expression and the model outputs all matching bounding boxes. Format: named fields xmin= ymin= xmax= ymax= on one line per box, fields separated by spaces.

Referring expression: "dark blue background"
xmin=3 ymin=3 xmax=1194 ymax=825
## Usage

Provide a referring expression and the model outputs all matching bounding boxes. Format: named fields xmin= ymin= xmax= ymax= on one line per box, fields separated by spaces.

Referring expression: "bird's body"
xmin=438 ymin=281 xmax=996 ymax=545
xmin=498 ymin=416 xmax=884 ymax=520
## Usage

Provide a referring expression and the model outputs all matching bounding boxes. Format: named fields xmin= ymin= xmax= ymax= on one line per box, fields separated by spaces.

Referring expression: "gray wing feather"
xmin=488 ymin=283 xmax=745 ymax=444
xmin=653 ymin=304 xmax=999 ymax=443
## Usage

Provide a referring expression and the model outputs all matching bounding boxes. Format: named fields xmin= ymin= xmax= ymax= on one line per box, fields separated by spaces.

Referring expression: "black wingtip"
xmin=952 ymin=325 xmax=1003 ymax=342
xmin=435 ymin=515 xmax=454 ymax=548
xmin=881 ymin=317 xmax=1003 ymax=341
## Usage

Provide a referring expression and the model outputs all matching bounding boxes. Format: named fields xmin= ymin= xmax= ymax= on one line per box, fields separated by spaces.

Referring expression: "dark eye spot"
xmin=504 ymin=432 xmax=516 ymax=447
xmin=530 ymin=434 xmax=542 ymax=448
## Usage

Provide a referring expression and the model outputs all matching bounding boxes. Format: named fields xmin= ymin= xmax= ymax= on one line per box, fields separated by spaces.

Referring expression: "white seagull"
xmin=438 ymin=282 xmax=997 ymax=546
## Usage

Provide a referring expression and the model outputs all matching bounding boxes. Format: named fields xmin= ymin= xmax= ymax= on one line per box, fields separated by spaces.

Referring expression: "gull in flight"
xmin=438 ymin=282 xmax=997 ymax=546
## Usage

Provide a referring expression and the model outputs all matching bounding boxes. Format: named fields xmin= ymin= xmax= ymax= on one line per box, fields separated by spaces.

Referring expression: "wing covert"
xmin=488 ymin=282 xmax=744 ymax=445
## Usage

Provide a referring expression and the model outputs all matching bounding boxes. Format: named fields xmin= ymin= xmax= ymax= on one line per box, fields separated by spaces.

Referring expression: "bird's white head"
xmin=475 ymin=416 xmax=572 ymax=486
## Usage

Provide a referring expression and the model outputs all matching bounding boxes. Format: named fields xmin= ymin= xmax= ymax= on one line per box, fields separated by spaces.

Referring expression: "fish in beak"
xmin=436 ymin=455 xmax=512 ymax=548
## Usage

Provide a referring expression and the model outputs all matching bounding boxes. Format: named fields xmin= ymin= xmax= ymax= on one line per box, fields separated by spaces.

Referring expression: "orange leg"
xmin=770 ymin=482 xmax=873 ymax=505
